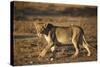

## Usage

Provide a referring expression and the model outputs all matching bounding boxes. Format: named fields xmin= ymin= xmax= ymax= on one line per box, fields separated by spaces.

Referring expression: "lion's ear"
xmin=34 ymin=22 xmax=38 ymax=27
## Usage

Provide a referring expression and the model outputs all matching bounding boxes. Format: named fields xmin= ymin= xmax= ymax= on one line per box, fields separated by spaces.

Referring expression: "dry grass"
xmin=13 ymin=16 xmax=97 ymax=66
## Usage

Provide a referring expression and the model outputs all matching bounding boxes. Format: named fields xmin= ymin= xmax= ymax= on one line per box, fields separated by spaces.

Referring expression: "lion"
xmin=34 ymin=22 xmax=91 ymax=61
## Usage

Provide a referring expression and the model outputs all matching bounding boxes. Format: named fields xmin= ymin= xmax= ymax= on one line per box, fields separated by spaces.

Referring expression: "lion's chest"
xmin=44 ymin=34 xmax=51 ymax=43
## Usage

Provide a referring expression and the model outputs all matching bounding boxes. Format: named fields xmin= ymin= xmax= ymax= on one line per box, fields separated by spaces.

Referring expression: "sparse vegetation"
xmin=12 ymin=1 xmax=97 ymax=66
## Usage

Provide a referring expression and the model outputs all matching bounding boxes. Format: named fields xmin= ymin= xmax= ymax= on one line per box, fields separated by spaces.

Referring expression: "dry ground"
xmin=13 ymin=16 xmax=97 ymax=66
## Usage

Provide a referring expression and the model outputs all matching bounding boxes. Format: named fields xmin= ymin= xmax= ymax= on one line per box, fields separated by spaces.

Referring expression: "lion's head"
xmin=34 ymin=22 xmax=48 ymax=37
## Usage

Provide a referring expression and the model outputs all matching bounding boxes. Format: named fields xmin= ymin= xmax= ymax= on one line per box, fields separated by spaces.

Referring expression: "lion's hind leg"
xmin=71 ymin=36 xmax=79 ymax=58
xmin=82 ymin=36 xmax=91 ymax=56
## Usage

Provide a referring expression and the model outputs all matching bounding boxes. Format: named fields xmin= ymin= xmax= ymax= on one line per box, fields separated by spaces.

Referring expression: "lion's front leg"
xmin=38 ymin=41 xmax=53 ymax=59
xmin=38 ymin=44 xmax=52 ymax=57
xmin=38 ymin=32 xmax=53 ymax=60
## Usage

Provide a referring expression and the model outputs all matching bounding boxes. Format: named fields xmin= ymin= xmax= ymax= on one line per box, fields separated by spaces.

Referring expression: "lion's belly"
xmin=55 ymin=28 xmax=72 ymax=44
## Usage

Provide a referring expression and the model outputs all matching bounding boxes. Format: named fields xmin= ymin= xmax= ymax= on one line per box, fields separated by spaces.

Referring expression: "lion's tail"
xmin=83 ymin=35 xmax=89 ymax=46
xmin=83 ymin=35 xmax=95 ymax=50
